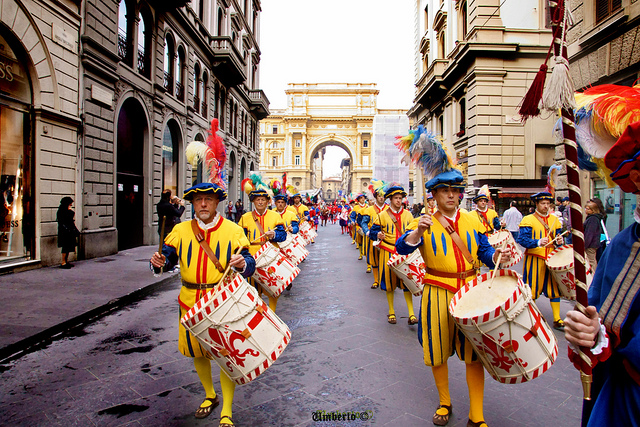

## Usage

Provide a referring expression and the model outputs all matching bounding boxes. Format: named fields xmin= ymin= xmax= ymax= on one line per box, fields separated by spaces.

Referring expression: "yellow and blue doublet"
xmin=396 ymin=210 xmax=496 ymax=367
xmin=276 ymin=209 xmax=299 ymax=234
xmin=369 ymin=208 xmax=414 ymax=291
xmin=475 ymin=208 xmax=500 ymax=235
xmin=289 ymin=204 xmax=309 ymax=224
xmin=361 ymin=203 xmax=388 ymax=267
xmin=162 ymin=216 xmax=254 ymax=358
xmin=516 ymin=212 xmax=562 ymax=299
xmin=238 ymin=210 xmax=287 ymax=256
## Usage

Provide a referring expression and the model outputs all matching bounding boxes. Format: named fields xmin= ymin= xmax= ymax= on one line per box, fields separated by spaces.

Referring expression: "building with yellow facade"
xmin=260 ymin=83 xmax=413 ymax=199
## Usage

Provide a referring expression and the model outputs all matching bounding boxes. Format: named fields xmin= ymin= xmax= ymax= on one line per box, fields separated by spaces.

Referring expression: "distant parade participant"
xmin=153 ymin=120 xmax=256 ymax=425
xmin=473 ymin=185 xmax=501 ymax=235
xmin=360 ymin=179 xmax=389 ymax=284
xmin=339 ymin=201 xmax=350 ymax=234
xmin=239 ymin=175 xmax=287 ymax=312
xmin=289 ymin=192 xmax=313 ymax=243
xmin=348 ymin=199 xmax=357 ymax=244
xmin=424 ymin=192 xmax=437 ymax=215
xmin=270 ymin=175 xmax=299 ymax=234
xmin=352 ymin=194 xmax=368 ymax=260
xmin=516 ymin=191 xmax=565 ymax=330
xmin=397 ymin=169 xmax=509 ymax=427
xmin=368 ymin=183 xmax=417 ymax=325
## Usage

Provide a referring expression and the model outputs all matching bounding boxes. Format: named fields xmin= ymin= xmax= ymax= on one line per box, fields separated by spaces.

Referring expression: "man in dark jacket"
xmin=157 ymin=189 xmax=185 ymax=237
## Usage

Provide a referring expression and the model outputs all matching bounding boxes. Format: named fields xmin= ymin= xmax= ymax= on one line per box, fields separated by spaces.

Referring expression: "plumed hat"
xmin=425 ymin=169 xmax=465 ymax=192
xmin=242 ymin=173 xmax=271 ymax=201
xmin=184 ymin=119 xmax=227 ymax=195
xmin=472 ymin=184 xmax=491 ymax=203
xmin=183 ymin=182 xmax=226 ymax=201
xmin=605 ymin=121 xmax=640 ymax=194
xmin=382 ymin=182 xmax=406 ymax=199
xmin=531 ymin=191 xmax=554 ymax=202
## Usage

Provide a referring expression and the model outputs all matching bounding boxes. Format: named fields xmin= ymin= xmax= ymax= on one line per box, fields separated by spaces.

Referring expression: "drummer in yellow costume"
xmin=288 ymin=192 xmax=312 ymax=243
xmin=360 ymin=180 xmax=388 ymax=286
xmin=238 ymin=176 xmax=287 ymax=312
xmin=151 ymin=182 xmax=256 ymax=426
xmin=473 ymin=185 xmax=502 ymax=235
xmin=352 ymin=194 xmax=368 ymax=260
xmin=420 ymin=192 xmax=437 ymax=215
xmin=397 ymin=169 xmax=510 ymax=427
xmin=369 ymin=184 xmax=418 ymax=325
xmin=516 ymin=191 xmax=565 ymax=329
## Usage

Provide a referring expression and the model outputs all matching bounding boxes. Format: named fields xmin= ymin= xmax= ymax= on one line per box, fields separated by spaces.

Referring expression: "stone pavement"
xmin=0 ymin=245 xmax=175 ymax=363
xmin=0 ymin=223 xmax=583 ymax=426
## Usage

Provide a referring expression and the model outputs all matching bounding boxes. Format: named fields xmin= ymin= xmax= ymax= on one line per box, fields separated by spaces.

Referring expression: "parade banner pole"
xmin=548 ymin=0 xmax=592 ymax=399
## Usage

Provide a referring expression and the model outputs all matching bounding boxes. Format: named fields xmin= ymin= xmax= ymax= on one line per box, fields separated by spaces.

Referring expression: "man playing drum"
xmin=421 ymin=192 xmax=437 ymax=215
xmin=473 ymin=185 xmax=501 ymax=235
xmin=351 ymin=194 xmax=368 ymax=260
xmin=396 ymin=169 xmax=510 ymax=427
xmin=360 ymin=180 xmax=389 ymax=286
xmin=288 ymin=193 xmax=312 ymax=243
xmin=239 ymin=178 xmax=287 ymax=312
xmin=368 ymin=184 xmax=418 ymax=325
xmin=516 ymin=191 xmax=565 ymax=330
xmin=150 ymin=182 xmax=256 ymax=426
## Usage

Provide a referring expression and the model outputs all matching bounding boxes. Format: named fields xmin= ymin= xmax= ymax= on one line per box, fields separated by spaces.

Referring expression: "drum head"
xmin=451 ymin=272 xmax=518 ymax=319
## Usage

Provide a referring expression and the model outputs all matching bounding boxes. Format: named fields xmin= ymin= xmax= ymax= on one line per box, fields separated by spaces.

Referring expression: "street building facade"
xmin=260 ymin=83 xmax=413 ymax=199
xmin=0 ymin=0 xmax=268 ymax=268
xmin=567 ymin=0 xmax=640 ymax=237
xmin=409 ymin=0 xmax=559 ymax=213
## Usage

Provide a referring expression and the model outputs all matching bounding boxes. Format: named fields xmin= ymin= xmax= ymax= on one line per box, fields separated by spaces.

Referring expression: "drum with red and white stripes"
xmin=180 ymin=272 xmax=291 ymax=385
xmin=449 ymin=269 xmax=557 ymax=384
xmin=387 ymin=251 xmax=426 ymax=296
xmin=253 ymin=242 xmax=300 ymax=297
xmin=279 ymin=233 xmax=309 ymax=265
xmin=545 ymin=244 xmax=593 ymax=301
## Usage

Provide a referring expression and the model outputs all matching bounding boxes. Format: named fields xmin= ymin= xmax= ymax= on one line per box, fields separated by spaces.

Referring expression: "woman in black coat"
xmin=156 ymin=189 xmax=185 ymax=237
xmin=583 ymin=198 xmax=606 ymax=270
xmin=57 ymin=196 xmax=80 ymax=269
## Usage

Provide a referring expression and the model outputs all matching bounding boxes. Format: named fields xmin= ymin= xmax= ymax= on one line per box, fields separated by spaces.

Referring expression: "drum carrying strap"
xmin=533 ymin=212 xmax=551 ymax=234
xmin=433 ymin=211 xmax=475 ymax=265
xmin=252 ymin=212 xmax=269 ymax=245
xmin=190 ymin=219 xmax=225 ymax=273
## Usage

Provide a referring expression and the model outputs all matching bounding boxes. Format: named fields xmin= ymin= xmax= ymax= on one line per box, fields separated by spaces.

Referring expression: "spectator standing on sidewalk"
xmin=156 ymin=189 xmax=185 ymax=237
xmin=501 ymin=200 xmax=523 ymax=241
xmin=57 ymin=197 xmax=80 ymax=269
xmin=561 ymin=197 xmax=572 ymax=244
xmin=583 ymin=198 xmax=606 ymax=270
xmin=226 ymin=200 xmax=235 ymax=220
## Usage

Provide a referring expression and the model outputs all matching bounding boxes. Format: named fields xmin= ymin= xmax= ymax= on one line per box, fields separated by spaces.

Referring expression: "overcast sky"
xmin=260 ymin=1 xmax=415 ymax=178
xmin=260 ymin=1 xmax=415 ymax=110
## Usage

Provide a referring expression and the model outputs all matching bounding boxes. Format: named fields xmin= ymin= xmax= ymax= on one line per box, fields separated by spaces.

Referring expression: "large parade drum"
xmin=387 ymin=251 xmax=426 ymax=296
xmin=487 ymin=230 xmax=522 ymax=268
xmin=545 ymin=245 xmax=593 ymax=301
xmin=253 ymin=242 xmax=300 ymax=297
xmin=300 ymin=221 xmax=317 ymax=241
xmin=279 ymin=233 xmax=309 ymax=265
xmin=449 ymin=269 xmax=558 ymax=384
xmin=180 ymin=272 xmax=292 ymax=385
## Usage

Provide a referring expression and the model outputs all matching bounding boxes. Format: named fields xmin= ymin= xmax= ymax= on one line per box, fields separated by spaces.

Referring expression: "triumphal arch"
xmin=259 ymin=83 xmax=378 ymax=195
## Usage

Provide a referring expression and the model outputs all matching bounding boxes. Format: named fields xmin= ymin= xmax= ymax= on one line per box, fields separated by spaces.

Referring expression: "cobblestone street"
xmin=0 ymin=224 xmax=582 ymax=426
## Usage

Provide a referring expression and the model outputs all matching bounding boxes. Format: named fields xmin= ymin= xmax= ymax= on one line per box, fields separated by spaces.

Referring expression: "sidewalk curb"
xmin=0 ymin=274 xmax=181 ymax=365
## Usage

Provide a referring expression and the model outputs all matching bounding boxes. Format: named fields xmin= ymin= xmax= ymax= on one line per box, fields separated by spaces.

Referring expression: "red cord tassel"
xmin=519 ymin=64 xmax=548 ymax=121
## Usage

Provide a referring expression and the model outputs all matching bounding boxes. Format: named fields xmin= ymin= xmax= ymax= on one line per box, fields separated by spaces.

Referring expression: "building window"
xmin=136 ymin=10 xmax=151 ymax=77
xmin=118 ymin=0 xmax=133 ymax=66
xmin=363 ymin=156 xmax=369 ymax=166
xmin=198 ymin=0 xmax=205 ymax=21
xmin=272 ymin=125 xmax=278 ymax=134
xmin=163 ymin=34 xmax=174 ymax=93
xmin=272 ymin=142 xmax=279 ymax=149
xmin=176 ymin=47 xmax=185 ymax=101
xmin=295 ymin=155 xmax=300 ymax=165
xmin=295 ymin=139 xmax=301 ymax=147
xmin=457 ymin=98 xmax=466 ymax=137
xmin=193 ymin=63 xmax=201 ymax=113
xmin=596 ymin=0 xmax=622 ymax=23
xmin=201 ymin=72 xmax=208 ymax=117
xmin=272 ymin=156 xmax=278 ymax=167
xmin=438 ymin=114 xmax=444 ymax=136
xmin=217 ymin=8 xmax=224 ymax=36
xmin=363 ymin=139 xmax=369 ymax=148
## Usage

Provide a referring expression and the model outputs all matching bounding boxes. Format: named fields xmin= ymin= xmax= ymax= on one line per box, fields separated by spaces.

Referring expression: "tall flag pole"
xmin=519 ymin=0 xmax=592 ymax=399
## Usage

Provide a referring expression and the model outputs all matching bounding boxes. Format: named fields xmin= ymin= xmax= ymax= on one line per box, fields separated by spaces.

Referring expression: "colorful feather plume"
xmin=545 ymin=164 xmax=562 ymax=194
xmin=395 ymin=125 xmax=457 ymax=179
xmin=242 ymin=173 xmax=270 ymax=196
xmin=185 ymin=119 xmax=227 ymax=189
xmin=381 ymin=181 xmax=404 ymax=195
xmin=477 ymin=184 xmax=491 ymax=202
xmin=282 ymin=172 xmax=287 ymax=190
xmin=369 ymin=178 xmax=386 ymax=197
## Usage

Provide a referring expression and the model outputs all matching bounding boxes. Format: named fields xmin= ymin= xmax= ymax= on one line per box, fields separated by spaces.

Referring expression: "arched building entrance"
xmin=116 ymin=98 xmax=148 ymax=250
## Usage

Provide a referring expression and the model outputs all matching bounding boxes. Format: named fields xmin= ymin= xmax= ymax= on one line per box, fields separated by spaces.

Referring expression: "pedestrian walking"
xmin=234 ymin=199 xmax=244 ymax=222
xmin=501 ymin=200 xmax=523 ymax=240
xmin=583 ymin=198 xmax=606 ymax=270
xmin=156 ymin=189 xmax=185 ymax=237
xmin=226 ymin=200 xmax=235 ymax=220
xmin=57 ymin=196 xmax=80 ymax=269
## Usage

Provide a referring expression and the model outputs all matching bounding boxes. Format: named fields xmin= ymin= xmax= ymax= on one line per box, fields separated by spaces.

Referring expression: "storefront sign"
xmin=52 ymin=23 xmax=76 ymax=52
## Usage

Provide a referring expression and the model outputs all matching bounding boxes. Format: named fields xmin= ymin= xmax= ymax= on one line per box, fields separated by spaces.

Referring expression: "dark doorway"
xmin=116 ymin=98 xmax=146 ymax=250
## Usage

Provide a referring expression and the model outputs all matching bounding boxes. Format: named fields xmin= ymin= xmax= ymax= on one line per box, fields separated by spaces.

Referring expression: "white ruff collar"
xmin=196 ymin=213 xmax=220 ymax=229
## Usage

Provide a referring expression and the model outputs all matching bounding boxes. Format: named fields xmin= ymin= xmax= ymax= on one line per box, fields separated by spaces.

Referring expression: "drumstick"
xmin=153 ymin=216 xmax=167 ymax=277
xmin=544 ymin=230 xmax=569 ymax=247
xmin=218 ymin=245 xmax=243 ymax=286
xmin=489 ymin=240 xmax=509 ymax=288
xmin=250 ymin=233 xmax=269 ymax=244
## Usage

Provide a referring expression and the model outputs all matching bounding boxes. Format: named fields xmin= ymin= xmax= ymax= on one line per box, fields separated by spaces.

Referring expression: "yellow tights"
xmin=193 ymin=358 xmax=236 ymax=424
xmin=550 ymin=300 xmax=561 ymax=322
xmin=268 ymin=295 xmax=278 ymax=312
xmin=431 ymin=361 xmax=485 ymax=423
xmin=386 ymin=291 xmax=416 ymax=317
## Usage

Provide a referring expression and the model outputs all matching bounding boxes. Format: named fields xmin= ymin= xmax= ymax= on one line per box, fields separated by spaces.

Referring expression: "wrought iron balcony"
xmin=175 ymin=81 xmax=184 ymax=101
xmin=137 ymin=47 xmax=146 ymax=76
xmin=248 ymin=89 xmax=269 ymax=120
xmin=210 ymin=36 xmax=246 ymax=87
xmin=201 ymin=101 xmax=207 ymax=117
xmin=193 ymin=95 xmax=200 ymax=113
xmin=163 ymin=71 xmax=173 ymax=93
xmin=117 ymin=32 xmax=127 ymax=60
